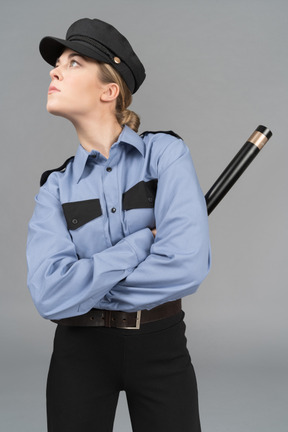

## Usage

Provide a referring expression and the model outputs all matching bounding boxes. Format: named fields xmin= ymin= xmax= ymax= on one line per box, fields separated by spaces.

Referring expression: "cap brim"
xmin=39 ymin=36 xmax=109 ymax=66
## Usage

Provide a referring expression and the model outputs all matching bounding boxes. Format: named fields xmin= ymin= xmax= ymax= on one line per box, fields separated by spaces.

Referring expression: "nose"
xmin=49 ymin=65 xmax=63 ymax=80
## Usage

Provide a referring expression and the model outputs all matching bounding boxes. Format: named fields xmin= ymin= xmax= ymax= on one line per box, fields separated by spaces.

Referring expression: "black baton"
xmin=205 ymin=125 xmax=272 ymax=215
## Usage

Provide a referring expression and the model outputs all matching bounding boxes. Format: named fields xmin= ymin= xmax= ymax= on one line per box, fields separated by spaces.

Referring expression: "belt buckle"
xmin=121 ymin=310 xmax=142 ymax=330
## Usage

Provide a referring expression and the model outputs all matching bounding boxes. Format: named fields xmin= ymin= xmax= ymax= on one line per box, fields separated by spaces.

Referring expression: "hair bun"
xmin=120 ymin=109 xmax=140 ymax=133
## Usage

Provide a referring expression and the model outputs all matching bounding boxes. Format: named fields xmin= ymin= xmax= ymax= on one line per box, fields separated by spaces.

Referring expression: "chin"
xmin=47 ymin=103 xmax=65 ymax=117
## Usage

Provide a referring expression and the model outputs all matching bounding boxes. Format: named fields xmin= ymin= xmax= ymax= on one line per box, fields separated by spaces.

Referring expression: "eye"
xmin=70 ymin=59 xmax=79 ymax=67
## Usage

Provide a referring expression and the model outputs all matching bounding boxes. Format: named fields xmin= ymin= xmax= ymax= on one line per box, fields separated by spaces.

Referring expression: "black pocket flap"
xmin=62 ymin=199 xmax=102 ymax=230
xmin=122 ymin=180 xmax=158 ymax=211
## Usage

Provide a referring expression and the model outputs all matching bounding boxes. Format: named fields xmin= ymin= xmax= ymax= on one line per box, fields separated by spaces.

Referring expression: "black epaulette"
xmin=140 ymin=130 xmax=182 ymax=140
xmin=40 ymin=156 xmax=75 ymax=186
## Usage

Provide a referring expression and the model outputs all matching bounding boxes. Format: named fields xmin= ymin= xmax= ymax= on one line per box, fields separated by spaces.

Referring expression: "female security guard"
xmin=27 ymin=17 xmax=211 ymax=432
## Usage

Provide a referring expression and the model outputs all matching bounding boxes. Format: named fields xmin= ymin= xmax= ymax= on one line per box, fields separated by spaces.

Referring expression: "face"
xmin=47 ymin=48 xmax=108 ymax=121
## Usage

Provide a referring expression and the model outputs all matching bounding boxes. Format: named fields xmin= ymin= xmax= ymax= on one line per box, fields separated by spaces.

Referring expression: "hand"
xmin=151 ymin=228 xmax=157 ymax=238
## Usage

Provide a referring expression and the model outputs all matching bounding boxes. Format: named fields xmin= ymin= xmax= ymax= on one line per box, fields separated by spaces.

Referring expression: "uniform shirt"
xmin=27 ymin=125 xmax=211 ymax=320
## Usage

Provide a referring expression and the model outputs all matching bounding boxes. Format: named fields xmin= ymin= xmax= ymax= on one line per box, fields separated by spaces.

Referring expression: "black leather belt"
xmin=52 ymin=299 xmax=182 ymax=330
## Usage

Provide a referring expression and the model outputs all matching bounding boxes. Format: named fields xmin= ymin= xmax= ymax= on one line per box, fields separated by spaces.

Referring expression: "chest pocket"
xmin=122 ymin=180 xmax=157 ymax=234
xmin=61 ymin=199 xmax=104 ymax=258
xmin=62 ymin=199 xmax=102 ymax=230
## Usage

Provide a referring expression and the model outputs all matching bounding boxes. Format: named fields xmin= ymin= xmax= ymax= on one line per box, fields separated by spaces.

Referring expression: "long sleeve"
xmin=27 ymin=185 xmax=154 ymax=320
xmin=96 ymin=139 xmax=211 ymax=312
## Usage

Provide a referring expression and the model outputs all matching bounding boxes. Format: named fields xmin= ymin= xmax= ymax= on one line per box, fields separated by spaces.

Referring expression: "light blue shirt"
xmin=27 ymin=126 xmax=211 ymax=320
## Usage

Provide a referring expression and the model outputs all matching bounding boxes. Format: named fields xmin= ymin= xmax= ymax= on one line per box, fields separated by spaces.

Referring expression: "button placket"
xmin=106 ymin=166 xmax=116 ymax=214
xmin=102 ymin=163 xmax=122 ymax=244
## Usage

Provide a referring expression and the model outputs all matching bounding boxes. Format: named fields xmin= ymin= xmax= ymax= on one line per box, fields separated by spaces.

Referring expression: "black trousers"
xmin=46 ymin=311 xmax=201 ymax=432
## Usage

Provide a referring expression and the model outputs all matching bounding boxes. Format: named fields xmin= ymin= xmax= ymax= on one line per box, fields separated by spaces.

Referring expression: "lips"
xmin=48 ymin=85 xmax=60 ymax=94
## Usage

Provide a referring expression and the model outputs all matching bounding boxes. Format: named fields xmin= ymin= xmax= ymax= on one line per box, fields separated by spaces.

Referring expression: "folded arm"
xmin=27 ymin=185 xmax=154 ymax=320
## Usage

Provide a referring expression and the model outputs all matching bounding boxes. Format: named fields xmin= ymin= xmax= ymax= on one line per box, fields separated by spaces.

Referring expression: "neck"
xmin=72 ymin=114 xmax=123 ymax=159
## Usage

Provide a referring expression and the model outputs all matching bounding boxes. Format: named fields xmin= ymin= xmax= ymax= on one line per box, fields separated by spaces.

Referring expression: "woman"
xmin=27 ymin=17 xmax=211 ymax=432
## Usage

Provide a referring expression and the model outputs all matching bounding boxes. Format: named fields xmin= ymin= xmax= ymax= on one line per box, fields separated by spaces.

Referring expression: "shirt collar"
xmin=72 ymin=126 xmax=145 ymax=183
xmin=119 ymin=125 xmax=145 ymax=156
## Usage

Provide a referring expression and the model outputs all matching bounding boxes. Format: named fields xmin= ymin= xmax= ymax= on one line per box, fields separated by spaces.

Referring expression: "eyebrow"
xmin=55 ymin=52 xmax=86 ymax=66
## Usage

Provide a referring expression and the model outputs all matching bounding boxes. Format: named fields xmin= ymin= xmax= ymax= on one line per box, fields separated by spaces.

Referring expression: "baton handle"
xmin=205 ymin=125 xmax=272 ymax=215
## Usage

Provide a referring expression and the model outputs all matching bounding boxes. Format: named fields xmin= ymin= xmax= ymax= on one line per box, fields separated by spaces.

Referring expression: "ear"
xmin=100 ymin=83 xmax=120 ymax=102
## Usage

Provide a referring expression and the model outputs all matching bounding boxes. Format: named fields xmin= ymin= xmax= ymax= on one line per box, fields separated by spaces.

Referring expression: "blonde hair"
xmin=97 ymin=62 xmax=141 ymax=133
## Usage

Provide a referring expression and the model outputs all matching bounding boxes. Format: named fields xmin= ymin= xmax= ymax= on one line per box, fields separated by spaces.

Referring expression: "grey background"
xmin=1 ymin=0 xmax=287 ymax=431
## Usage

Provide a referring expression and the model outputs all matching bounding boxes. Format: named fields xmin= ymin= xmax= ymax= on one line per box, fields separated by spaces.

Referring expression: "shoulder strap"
xmin=140 ymin=130 xmax=182 ymax=140
xmin=40 ymin=156 xmax=74 ymax=186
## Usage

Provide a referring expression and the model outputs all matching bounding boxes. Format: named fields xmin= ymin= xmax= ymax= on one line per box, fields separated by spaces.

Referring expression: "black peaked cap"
xmin=39 ymin=18 xmax=146 ymax=94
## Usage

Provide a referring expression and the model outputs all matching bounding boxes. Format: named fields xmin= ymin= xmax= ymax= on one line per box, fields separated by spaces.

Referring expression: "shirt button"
xmin=72 ymin=218 xmax=78 ymax=225
xmin=106 ymin=167 xmax=112 ymax=172
xmin=111 ymin=207 xmax=117 ymax=213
